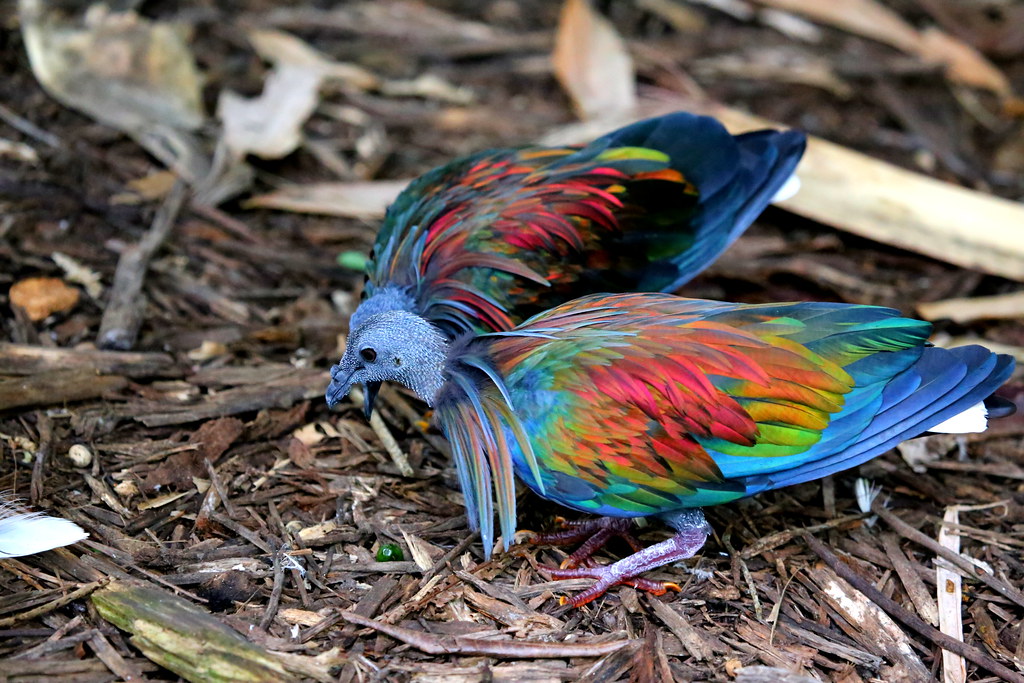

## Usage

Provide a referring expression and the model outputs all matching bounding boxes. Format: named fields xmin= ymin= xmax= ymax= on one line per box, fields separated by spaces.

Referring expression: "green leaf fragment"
xmin=337 ymin=251 xmax=368 ymax=272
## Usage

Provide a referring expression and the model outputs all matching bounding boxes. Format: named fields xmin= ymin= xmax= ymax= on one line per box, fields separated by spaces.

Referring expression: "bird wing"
xmin=487 ymin=293 xmax=935 ymax=516
xmin=366 ymin=113 xmax=805 ymax=335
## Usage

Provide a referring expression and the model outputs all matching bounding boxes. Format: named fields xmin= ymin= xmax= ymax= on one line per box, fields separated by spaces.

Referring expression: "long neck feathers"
xmin=435 ymin=341 xmax=543 ymax=557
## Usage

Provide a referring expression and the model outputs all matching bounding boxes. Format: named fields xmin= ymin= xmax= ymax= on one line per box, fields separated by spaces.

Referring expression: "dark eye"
xmin=360 ymin=347 xmax=377 ymax=362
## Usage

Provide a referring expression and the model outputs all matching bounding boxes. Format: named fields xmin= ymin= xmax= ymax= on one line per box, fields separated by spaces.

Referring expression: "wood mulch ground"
xmin=1 ymin=1 xmax=1023 ymax=681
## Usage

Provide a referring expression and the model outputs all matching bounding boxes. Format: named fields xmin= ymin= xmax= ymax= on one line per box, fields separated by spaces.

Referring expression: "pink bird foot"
xmin=540 ymin=510 xmax=712 ymax=607
xmin=528 ymin=516 xmax=644 ymax=568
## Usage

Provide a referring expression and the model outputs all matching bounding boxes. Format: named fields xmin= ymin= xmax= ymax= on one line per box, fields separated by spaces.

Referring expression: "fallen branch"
xmin=0 ymin=369 xmax=128 ymax=411
xmin=0 ymin=342 xmax=178 ymax=377
xmin=341 ymin=611 xmax=632 ymax=658
xmin=98 ymin=180 xmax=188 ymax=350
xmin=93 ymin=579 xmax=338 ymax=683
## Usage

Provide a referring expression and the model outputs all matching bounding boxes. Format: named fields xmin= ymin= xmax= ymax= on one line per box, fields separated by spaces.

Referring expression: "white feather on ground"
xmin=0 ymin=496 xmax=88 ymax=559
xmin=928 ymin=401 xmax=988 ymax=434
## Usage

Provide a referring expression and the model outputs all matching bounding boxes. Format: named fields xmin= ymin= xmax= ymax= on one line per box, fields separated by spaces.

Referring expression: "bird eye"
xmin=394 ymin=357 xmax=402 ymax=366
xmin=360 ymin=347 xmax=377 ymax=362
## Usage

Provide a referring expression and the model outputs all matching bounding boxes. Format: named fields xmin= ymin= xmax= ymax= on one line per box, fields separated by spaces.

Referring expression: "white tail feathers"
xmin=771 ymin=174 xmax=801 ymax=203
xmin=0 ymin=498 xmax=88 ymax=559
xmin=929 ymin=401 xmax=988 ymax=434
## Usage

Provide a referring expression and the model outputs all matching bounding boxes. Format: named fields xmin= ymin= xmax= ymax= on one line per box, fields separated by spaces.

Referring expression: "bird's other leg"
xmin=527 ymin=516 xmax=645 ymax=568
xmin=544 ymin=509 xmax=711 ymax=607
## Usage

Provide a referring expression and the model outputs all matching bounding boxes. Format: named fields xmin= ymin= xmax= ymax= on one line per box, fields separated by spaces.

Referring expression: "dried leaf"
xmin=20 ymin=1 xmax=205 ymax=132
xmin=748 ymin=0 xmax=1012 ymax=96
xmin=51 ymin=252 xmax=103 ymax=299
xmin=287 ymin=437 xmax=315 ymax=469
xmin=749 ymin=0 xmax=921 ymax=52
xmin=245 ymin=180 xmax=410 ymax=218
xmin=247 ymin=29 xmax=380 ymax=90
xmin=379 ymin=74 xmax=475 ymax=105
xmin=0 ymin=138 xmax=39 ymax=163
xmin=112 ymin=170 xmax=179 ymax=205
xmin=9 ymin=277 xmax=80 ymax=321
xmin=552 ymin=0 xmax=636 ymax=121
xmin=918 ymin=27 xmax=1011 ymax=97
xmin=219 ymin=63 xmax=322 ymax=160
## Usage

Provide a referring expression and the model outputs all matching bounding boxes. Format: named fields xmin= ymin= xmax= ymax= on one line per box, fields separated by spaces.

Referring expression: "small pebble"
xmin=68 ymin=444 xmax=93 ymax=467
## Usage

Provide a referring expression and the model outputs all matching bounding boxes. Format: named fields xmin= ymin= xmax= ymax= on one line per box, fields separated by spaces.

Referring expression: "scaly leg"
xmin=543 ymin=509 xmax=711 ymax=607
xmin=527 ymin=517 xmax=644 ymax=568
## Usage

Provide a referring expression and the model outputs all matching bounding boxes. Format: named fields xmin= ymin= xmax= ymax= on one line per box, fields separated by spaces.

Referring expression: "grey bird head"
xmin=325 ymin=310 xmax=449 ymax=417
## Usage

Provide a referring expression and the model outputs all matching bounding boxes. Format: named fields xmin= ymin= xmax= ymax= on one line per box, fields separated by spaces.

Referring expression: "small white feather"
xmin=929 ymin=401 xmax=988 ymax=434
xmin=854 ymin=478 xmax=882 ymax=514
xmin=770 ymin=174 xmax=801 ymax=203
xmin=0 ymin=498 xmax=88 ymax=559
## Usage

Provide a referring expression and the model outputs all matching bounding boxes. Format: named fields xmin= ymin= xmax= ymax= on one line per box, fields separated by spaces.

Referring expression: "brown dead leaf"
xmin=245 ymin=403 xmax=310 ymax=441
xmin=9 ymin=277 xmax=80 ymax=321
xmin=552 ymin=0 xmax=636 ymax=121
xmin=190 ymin=417 xmax=245 ymax=461
xmin=244 ymin=180 xmax=410 ymax=218
xmin=142 ymin=418 xmax=244 ymax=491
xmin=918 ymin=27 xmax=1011 ymax=97
xmin=287 ymin=436 xmax=315 ymax=469
xmin=20 ymin=0 xmax=204 ymax=132
xmin=247 ymin=29 xmax=380 ymax=90
xmin=749 ymin=0 xmax=1013 ymax=97
xmin=112 ymin=170 xmax=178 ymax=204
xmin=749 ymin=0 xmax=921 ymax=53
xmin=144 ymin=450 xmax=202 ymax=491
xmin=917 ymin=291 xmax=1024 ymax=324
xmin=219 ymin=29 xmax=389 ymax=160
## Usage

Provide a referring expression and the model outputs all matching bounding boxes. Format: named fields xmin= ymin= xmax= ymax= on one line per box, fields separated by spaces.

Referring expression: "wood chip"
xmin=936 ymin=507 xmax=967 ymax=683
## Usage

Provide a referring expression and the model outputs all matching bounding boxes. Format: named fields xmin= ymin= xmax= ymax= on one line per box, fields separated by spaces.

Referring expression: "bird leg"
xmin=527 ymin=517 xmax=644 ymax=568
xmin=542 ymin=509 xmax=711 ymax=607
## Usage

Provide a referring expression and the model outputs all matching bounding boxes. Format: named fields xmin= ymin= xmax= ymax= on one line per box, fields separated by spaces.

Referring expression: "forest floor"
xmin=1 ymin=0 xmax=1024 ymax=681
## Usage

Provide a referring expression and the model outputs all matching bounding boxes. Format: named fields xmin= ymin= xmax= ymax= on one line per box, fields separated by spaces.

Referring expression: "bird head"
xmin=325 ymin=310 xmax=449 ymax=417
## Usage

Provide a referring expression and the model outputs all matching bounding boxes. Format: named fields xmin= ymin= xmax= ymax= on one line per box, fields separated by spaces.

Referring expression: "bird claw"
xmin=545 ymin=565 xmax=682 ymax=607
xmin=527 ymin=516 xmax=644 ymax=567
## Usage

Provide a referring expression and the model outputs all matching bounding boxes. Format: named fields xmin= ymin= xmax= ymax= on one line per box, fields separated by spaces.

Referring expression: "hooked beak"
xmin=363 ymin=381 xmax=381 ymax=419
xmin=325 ymin=364 xmax=382 ymax=422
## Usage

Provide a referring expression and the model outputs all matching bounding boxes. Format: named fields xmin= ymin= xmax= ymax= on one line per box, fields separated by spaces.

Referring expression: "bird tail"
xmin=743 ymin=345 xmax=1015 ymax=492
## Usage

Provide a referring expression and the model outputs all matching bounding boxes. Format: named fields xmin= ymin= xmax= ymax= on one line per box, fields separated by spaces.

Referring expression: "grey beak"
xmin=325 ymin=364 xmax=355 ymax=409
xmin=363 ymin=381 xmax=382 ymax=419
